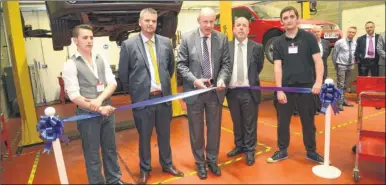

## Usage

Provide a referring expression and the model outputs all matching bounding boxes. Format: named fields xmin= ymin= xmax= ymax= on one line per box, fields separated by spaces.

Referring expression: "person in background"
xmin=355 ymin=21 xmax=379 ymax=77
xmin=376 ymin=31 xmax=385 ymax=76
xmin=332 ymin=26 xmax=357 ymax=111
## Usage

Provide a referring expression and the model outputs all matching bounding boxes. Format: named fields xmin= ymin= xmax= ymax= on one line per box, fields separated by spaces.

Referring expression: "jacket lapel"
xmin=194 ymin=29 xmax=203 ymax=64
xmin=211 ymin=32 xmax=218 ymax=71
xmin=136 ymin=34 xmax=150 ymax=73
xmin=155 ymin=35 xmax=161 ymax=68
xmin=229 ymin=40 xmax=234 ymax=66
xmin=247 ymin=40 xmax=253 ymax=67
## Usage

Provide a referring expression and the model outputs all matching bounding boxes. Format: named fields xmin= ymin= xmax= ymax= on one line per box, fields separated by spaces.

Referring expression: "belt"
xmin=150 ymin=90 xmax=162 ymax=96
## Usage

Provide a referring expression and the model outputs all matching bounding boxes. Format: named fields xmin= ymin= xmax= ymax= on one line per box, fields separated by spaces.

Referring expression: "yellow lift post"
xmin=219 ymin=1 xmax=233 ymax=107
xmin=2 ymin=1 xmax=41 ymax=147
xmin=301 ymin=1 xmax=311 ymax=19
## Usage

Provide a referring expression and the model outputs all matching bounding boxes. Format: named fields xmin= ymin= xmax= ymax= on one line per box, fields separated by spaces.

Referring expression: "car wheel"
xmin=156 ymin=12 xmax=178 ymax=38
xmin=50 ymin=19 xmax=72 ymax=51
xmin=264 ymin=36 xmax=280 ymax=64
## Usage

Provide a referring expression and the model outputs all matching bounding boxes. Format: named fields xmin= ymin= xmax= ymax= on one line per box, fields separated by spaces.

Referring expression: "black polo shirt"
xmin=272 ymin=29 xmax=320 ymax=87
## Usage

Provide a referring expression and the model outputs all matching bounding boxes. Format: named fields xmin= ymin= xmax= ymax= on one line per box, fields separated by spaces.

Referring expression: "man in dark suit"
xmin=355 ymin=21 xmax=379 ymax=76
xmin=118 ymin=8 xmax=183 ymax=184
xmin=225 ymin=17 xmax=264 ymax=166
xmin=176 ymin=7 xmax=232 ymax=180
xmin=312 ymin=25 xmax=331 ymax=114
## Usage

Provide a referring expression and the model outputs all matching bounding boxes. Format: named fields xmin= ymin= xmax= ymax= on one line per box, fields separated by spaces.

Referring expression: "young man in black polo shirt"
xmin=267 ymin=6 xmax=326 ymax=164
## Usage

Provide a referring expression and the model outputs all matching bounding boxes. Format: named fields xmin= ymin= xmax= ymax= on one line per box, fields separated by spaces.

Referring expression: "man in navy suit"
xmin=355 ymin=21 xmax=379 ymax=76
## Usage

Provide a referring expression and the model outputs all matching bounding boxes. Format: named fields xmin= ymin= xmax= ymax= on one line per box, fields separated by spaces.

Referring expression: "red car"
xmin=214 ymin=4 xmax=342 ymax=63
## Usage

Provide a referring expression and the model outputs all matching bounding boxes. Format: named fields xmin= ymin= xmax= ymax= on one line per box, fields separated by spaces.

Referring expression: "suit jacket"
xmin=176 ymin=28 xmax=232 ymax=104
xmin=320 ymin=39 xmax=331 ymax=79
xmin=118 ymin=34 xmax=175 ymax=106
xmin=355 ymin=33 xmax=380 ymax=63
xmin=377 ymin=32 xmax=385 ymax=65
xmin=226 ymin=39 xmax=264 ymax=103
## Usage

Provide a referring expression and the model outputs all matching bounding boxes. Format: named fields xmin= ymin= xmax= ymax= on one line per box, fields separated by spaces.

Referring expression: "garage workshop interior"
xmin=0 ymin=0 xmax=385 ymax=184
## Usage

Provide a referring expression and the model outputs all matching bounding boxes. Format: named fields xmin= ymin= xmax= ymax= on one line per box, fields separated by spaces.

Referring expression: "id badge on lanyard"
xmin=288 ymin=43 xmax=298 ymax=54
xmin=97 ymin=82 xmax=105 ymax=92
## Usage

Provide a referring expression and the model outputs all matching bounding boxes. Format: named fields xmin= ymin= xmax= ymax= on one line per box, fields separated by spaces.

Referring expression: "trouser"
xmin=274 ymin=84 xmax=316 ymax=152
xmin=132 ymin=94 xmax=173 ymax=172
xmin=359 ymin=59 xmax=379 ymax=76
xmin=187 ymin=90 xmax=222 ymax=166
xmin=379 ymin=65 xmax=386 ymax=76
xmin=76 ymin=108 xmax=121 ymax=184
xmin=336 ymin=68 xmax=353 ymax=106
xmin=227 ymin=89 xmax=258 ymax=153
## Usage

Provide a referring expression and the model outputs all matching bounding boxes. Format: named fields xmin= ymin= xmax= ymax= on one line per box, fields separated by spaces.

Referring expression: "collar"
xmin=199 ymin=28 xmax=211 ymax=38
xmin=141 ymin=32 xmax=155 ymax=43
xmin=284 ymin=28 xmax=302 ymax=40
xmin=367 ymin=33 xmax=375 ymax=37
xmin=235 ymin=38 xmax=248 ymax=46
xmin=346 ymin=38 xmax=353 ymax=42
xmin=74 ymin=50 xmax=97 ymax=60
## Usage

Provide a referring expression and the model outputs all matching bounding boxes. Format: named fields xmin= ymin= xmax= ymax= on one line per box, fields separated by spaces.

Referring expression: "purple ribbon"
xmin=319 ymin=83 xmax=342 ymax=115
xmin=36 ymin=115 xmax=70 ymax=153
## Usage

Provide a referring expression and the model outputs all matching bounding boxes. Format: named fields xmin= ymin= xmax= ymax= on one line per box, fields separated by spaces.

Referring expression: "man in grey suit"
xmin=225 ymin=17 xmax=264 ymax=166
xmin=118 ymin=8 xmax=183 ymax=184
xmin=377 ymin=32 xmax=385 ymax=76
xmin=176 ymin=7 xmax=231 ymax=179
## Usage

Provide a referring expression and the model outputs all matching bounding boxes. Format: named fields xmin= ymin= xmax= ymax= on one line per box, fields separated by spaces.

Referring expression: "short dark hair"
xmin=280 ymin=6 xmax=299 ymax=20
xmin=72 ymin=24 xmax=93 ymax=37
xmin=365 ymin=21 xmax=374 ymax=26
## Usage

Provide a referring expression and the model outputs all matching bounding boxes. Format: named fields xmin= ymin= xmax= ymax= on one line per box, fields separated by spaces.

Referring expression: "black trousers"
xmin=274 ymin=87 xmax=317 ymax=152
xmin=227 ymin=89 xmax=258 ymax=153
xmin=132 ymin=94 xmax=173 ymax=172
xmin=358 ymin=59 xmax=379 ymax=76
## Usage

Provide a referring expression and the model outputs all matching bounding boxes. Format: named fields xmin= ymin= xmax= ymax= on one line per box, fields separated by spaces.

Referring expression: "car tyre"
xmin=50 ymin=19 xmax=72 ymax=51
xmin=156 ymin=12 xmax=178 ymax=38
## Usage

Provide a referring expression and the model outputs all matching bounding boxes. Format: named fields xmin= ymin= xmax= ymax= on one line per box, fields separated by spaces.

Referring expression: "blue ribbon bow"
xmin=319 ymin=83 xmax=342 ymax=115
xmin=36 ymin=115 xmax=70 ymax=153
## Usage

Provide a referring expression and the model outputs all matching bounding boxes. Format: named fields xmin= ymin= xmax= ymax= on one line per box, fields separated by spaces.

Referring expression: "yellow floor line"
xmin=27 ymin=150 xmax=41 ymax=184
xmin=152 ymin=127 xmax=272 ymax=184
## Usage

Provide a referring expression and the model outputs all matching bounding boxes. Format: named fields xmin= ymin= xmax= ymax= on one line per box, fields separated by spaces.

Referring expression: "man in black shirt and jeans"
xmin=267 ymin=6 xmax=326 ymax=164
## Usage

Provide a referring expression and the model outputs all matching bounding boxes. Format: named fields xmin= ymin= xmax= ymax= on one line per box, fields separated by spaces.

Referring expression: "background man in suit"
xmin=355 ymin=21 xmax=379 ymax=76
xmin=332 ymin=26 xmax=357 ymax=111
xmin=118 ymin=8 xmax=183 ymax=184
xmin=226 ymin=17 xmax=264 ymax=166
xmin=177 ymin=7 xmax=231 ymax=180
xmin=62 ymin=24 xmax=125 ymax=184
xmin=377 ymin=32 xmax=385 ymax=76
xmin=311 ymin=25 xmax=331 ymax=114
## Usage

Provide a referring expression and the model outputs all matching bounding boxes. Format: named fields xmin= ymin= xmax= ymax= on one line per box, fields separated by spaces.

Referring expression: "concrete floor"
xmin=1 ymin=91 xmax=385 ymax=184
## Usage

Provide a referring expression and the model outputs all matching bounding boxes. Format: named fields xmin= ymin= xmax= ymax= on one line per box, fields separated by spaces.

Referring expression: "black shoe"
xmin=376 ymin=107 xmax=381 ymax=110
xmin=227 ymin=147 xmax=243 ymax=157
xmin=137 ymin=171 xmax=150 ymax=184
xmin=343 ymin=102 xmax=354 ymax=107
xmin=207 ymin=163 xmax=221 ymax=176
xmin=293 ymin=111 xmax=299 ymax=116
xmin=267 ymin=150 xmax=288 ymax=163
xmin=196 ymin=164 xmax=207 ymax=179
xmin=162 ymin=166 xmax=184 ymax=177
xmin=306 ymin=151 xmax=331 ymax=165
xmin=245 ymin=152 xmax=255 ymax=166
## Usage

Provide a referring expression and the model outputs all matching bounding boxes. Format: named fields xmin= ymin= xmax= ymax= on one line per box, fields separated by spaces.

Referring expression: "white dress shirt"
xmin=229 ymin=39 xmax=249 ymax=88
xmin=199 ymin=29 xmax=213 ymax=78
xmin=141 ymin=32 xmax=162 ymax=92
xmin=62 ymin=51 xmax=117 ymax=101
xmin=365 ymin=34 xmax=376 ymax=59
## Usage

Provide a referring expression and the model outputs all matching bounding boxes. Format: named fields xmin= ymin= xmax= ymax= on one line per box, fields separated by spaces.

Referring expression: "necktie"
xmin=202 ymin=36 xmax=211 ymax=79
xmin=237 ymin=42 xmax=244 ymax=82
xmin=368 ymin=36 xmax=374 ymax=56
xmin=348 ymin=40 xmax=352 ymax=63
xmin=147 ymin=40 xmax=160 ymax=85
